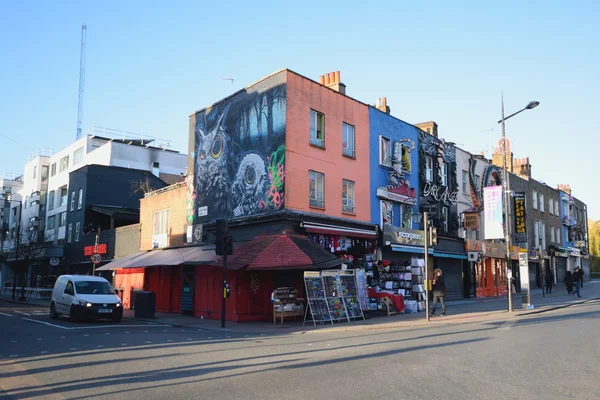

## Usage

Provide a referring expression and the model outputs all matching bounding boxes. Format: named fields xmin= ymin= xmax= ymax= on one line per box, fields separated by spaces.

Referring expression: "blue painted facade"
xmin=368 ymin=108 xmax=420 ymax=231
xmin=559 ymin=191 xmax=575 ymax=248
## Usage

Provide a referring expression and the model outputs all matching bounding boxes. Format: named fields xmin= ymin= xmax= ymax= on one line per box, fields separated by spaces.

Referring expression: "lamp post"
xmin=5 ymin=194 xmax=23 ymax=301
xmin=498 ymin=97 xmax=539 ymax=312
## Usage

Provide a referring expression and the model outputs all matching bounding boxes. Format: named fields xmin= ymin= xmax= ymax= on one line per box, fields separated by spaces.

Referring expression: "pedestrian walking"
xmin=544 ymin=267 xmax=553 ymax=294
xmin=564 ymin=270 xmax=573 ymax=295
xmin=430 ymin=268 xmax=446 ymax=316
xmin=572 ymin=267 xmax=582 ymax=298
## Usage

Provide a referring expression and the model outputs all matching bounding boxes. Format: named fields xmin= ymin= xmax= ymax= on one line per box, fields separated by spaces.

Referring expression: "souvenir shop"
xmin=465 ymin=239 xmax=509 ymax=298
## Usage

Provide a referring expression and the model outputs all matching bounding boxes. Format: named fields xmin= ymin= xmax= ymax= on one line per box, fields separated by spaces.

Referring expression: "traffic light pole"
xmin=222 ymin=247 xmax=227 ymax=329
xmin=424 ymin=212 xmax=430 ymax=322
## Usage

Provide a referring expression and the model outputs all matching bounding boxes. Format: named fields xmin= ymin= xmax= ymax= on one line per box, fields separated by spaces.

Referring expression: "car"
xmin=50 ymin=275 xmax=123 ymax=322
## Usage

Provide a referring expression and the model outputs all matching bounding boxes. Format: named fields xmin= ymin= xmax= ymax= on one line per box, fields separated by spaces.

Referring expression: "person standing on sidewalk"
xmin=545 ymin=267 xmax=553 ymax=294
xmin=572 ymin=267 xmax=582 ymax=298
xmin=564 ymin=271 xmax=573 ymax=295
xmin=430 ymin=268 xmax=446 ymax=316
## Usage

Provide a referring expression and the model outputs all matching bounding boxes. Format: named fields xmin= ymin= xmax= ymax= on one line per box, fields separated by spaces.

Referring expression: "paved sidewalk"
xmin=2 ymin=280 xmax=598 ymax=335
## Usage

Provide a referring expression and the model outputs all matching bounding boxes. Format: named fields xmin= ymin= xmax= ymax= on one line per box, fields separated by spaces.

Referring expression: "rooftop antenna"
xmin=481 ymin=128 xmax=495 ymax=158
xmin=222 ymin=77 xmax=234 ymax=92
xmin=76 ymin=24 xmax=87 ymax=140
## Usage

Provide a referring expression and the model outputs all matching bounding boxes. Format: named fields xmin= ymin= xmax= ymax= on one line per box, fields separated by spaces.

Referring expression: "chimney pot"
xmin=319 ymin=75 xmax=325 ymax=85
xmin=335 ymin=71 xmax=340 ymax=83
xmin=382 ymin=97 xmax=387 ymax=107
xmin=325 ymin=73 xmax=331 ymax=85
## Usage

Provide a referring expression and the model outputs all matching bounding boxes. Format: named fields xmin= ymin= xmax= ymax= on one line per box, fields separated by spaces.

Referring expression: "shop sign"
xmin=465 ymin=239 xmax=483 ymax=252
xmin=422 ymin=203 xmax=438 ymax=217
xmin=482 ymin=242 xmax=505 ymax=258
xmin=464 ymin=213 xmax=479 ymax=229
xmin=510 ymin=246 xmax=520 ymax=260
xmin=528 ymin=249 xmax=539 ymax=261
xmin=376 ymin=185 xmax=417 ymax=205
xmin=423 ymin=181 xmax=458 ymax=205
xmin=383 ymin=224 xmax=425 ymax=246
xmin=483 ymin=186 xmax=504 ymax=239
xmin=575 ymin=240 xmax=585 ymax=248
xmin=84 ymin=244 xmax=107 ymax=256
xmin=555 ymin=251 xmax=569 ymax=258
xmin=568 ymin=248 xmax=581 ymax=257
xmin=513 ymin=192 xmax=526 ymax=234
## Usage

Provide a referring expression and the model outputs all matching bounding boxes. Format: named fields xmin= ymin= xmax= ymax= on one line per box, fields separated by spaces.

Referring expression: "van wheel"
xmin=50 ymin=303 xmax=58 ymax=319
xmin=69 ymin=306 xmax=79 ymax=322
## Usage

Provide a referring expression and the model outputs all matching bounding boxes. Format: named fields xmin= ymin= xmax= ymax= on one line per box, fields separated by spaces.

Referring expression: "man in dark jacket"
xmin=572 ymin=267 xmax=582 ymax=297
xmin=430 ymin=268 xmax=446 ymax=316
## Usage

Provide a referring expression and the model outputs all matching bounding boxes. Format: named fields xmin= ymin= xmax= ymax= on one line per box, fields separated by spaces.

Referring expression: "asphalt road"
xmin=1 ymin=300 xmax=599 ymax=400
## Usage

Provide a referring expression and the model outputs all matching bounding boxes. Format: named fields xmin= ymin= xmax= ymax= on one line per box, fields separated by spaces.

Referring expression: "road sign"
xmin=90 ymin=253 xmax=102 ymax=264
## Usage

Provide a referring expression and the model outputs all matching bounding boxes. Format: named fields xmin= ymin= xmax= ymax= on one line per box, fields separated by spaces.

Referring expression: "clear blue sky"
xmin=1 ymin=0 xmax=598 ymax=219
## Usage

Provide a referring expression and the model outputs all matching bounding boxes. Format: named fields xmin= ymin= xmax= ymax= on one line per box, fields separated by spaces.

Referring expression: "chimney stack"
xmin=414 ymin=121 xmax=438 ymax=138
xmin=375 ymin=97 xmax=391 ymax=114
xmin=491 ymin=138 xmax=514 ymax=173
xmin=318 ymin=70 xmax=346 ymax=95
xmin=512 ymin=157 xmax=532 ymax=179
xmin=557 ymin=184 xmax=572 ymax=195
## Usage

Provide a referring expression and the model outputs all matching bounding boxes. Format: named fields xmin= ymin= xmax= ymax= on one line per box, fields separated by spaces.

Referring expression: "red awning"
xmin=219 ymin=234 xmax=342 ymax=271
xmin=302 ymin=222 xmax=377 ymax=239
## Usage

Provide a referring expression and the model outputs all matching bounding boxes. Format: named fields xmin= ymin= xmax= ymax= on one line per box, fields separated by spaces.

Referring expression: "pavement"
xmin=2 ymin=280 xmax=598 ymax=336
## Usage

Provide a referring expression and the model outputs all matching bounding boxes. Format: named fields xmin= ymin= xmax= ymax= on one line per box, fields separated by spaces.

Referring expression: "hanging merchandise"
xmin=303 ymin=272 xmax=332 ymax=325
xmin=322 ymin=271 xmax=348 ymax=321
xmin=340 ymin=270 xmax=366 ymax=320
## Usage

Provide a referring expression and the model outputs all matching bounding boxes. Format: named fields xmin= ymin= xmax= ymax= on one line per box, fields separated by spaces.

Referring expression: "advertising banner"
xmin=484 ymin=186 xmax=504 ymax=239
xmin=513 ymin=192 xmax=527 ymax=243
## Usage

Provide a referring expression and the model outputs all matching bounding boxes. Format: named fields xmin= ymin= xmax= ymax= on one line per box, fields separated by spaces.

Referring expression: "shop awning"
xmin=219 ymin=234 xmax=342 ymax=271
xmin=301 ymin=222 xmax=377 ymax=239
xmin=433 ymin=251 xmax=468 ymax=260
xmin=391 ymin=245 xmax=433 ymax=255
xmin=96 ymin=246 xmax=218 ymax=271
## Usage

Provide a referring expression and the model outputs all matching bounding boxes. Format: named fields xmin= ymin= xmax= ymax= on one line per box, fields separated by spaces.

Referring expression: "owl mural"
xmin=232 ymin=153 xmax=268 ymax=217
xmin=194 ymin=104 xmax=233 ymax=219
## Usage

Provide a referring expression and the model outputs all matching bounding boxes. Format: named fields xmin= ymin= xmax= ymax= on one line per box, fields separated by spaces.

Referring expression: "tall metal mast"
xmin=76 ymin=24 xmax=87 ymax=140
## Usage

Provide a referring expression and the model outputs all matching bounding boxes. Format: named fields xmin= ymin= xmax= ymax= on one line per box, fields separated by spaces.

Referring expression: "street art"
xmin=192 ymin=83 xmax=286 ymax=222
xmin=185 ymin=173 xmax=195 ymax=224
xmin=468 ymin=155 xmax=503 ymax=213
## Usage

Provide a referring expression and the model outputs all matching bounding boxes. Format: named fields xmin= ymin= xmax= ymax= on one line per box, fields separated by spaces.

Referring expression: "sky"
xmin=1 ymin=0 xmax=599 ymax=219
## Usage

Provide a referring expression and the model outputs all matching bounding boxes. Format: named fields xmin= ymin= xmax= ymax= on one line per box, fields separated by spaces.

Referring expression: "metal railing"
xmin=87 ymin=125 xmax=173 ymax=150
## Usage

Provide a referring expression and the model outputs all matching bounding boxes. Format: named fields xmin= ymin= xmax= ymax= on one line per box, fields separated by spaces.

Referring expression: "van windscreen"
xmin=75 ymin=281 xmax=114 ymax=295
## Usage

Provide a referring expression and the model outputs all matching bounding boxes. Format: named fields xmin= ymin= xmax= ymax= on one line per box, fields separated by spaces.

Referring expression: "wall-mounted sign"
xmin=197 ymin=206 xmax=208 ymax=217
xmin=84 ymin=244 xmax=107 ymax=256
xmin=383 ymin=224 xmax=425 ymax=247
xmin=422 ymin=203 xmax=438 ymax=217
xmin=376 ymin=186 xmax=417 ymax=205
xmin=464 ymin=213 xmax=479 ymax=229
xmin=484 ymin=186 xmax=504 ymax=239
xmin=575 ymin=240 xmax=585 ymax=248
xmin=422 ymin=181 xmax=458 ymax=205
xmin=513 ymin=192 xmax=527 ymax=240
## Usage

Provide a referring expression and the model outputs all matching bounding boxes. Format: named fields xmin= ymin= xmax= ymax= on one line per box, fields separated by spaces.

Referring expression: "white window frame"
xmin=532 ymin=190 xmax=538 ymax=209
xmin=33 ymin=166 xmax=37 ymax=179
xmin=77 ymin=189 xmax=83 ymax=210
xmin=73 ymin=147 xmax=84 ymax=166
xmin=309 ymin=170 xmax=325 ymax=208
xmin=549 ymin=198 xmax=553 ymax=215
xmin=75 ymin=222 xmax=80 ymax=242
xmin=462 ymin=170 xmax=468 ymax=193
xmin=556 ymin=227 xmax=561 ymax=244
xmin=539 ymin=193 xmax=544 ymax=212
xmin=342 ymin=179 xmax=355 ymax=214
xmin=153 ymin=209 xmax=170 ymax=235
xmin=440 ymin=162 xmax=448 ymax=186
xmin=50 ymin=163 xmax=56 ymax=176
xmin=59 ymin=212 xmax=67 ymax=227
xmin=425 ymin=156 xmax=433 ymax=182
xmin=59 ymin=187 xmax=68 ymax=207
xmin=342 ymin=123 xmax=355 ymax=158
xmin=67 ymin=223 xmax=72 ymax=243
xmin=47 ymin=215 xmax=55 ymax=230
xmin=70 ymin=191 xmax=76 ymax=211
xmin=59 ymin=156 xmax=69 ymax=173
xmin=550 ymin=226 xmax=555 ymax=243
xmin=554 ymin=201 xmax=559 ymax=216
xmin=48 ymin=190 xmax=55 ymax=210
xmin=309 ymin=109 xmax=325 ymax=147
xmin=379 ymin=136 xmax=392 ymax=167
xmin=442 ymin=207 xmax=449 ymax=233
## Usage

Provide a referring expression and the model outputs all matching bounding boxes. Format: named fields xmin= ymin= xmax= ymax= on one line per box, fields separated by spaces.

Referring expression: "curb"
xmin=515 ymin=297 xmax=600 ymax=316
xmin=0 ymin=298 xmax=50 ymax=308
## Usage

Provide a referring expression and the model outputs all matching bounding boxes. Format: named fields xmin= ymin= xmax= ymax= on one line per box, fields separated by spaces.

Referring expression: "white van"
xmin=50 ymin=275 xmax=123 ymax=322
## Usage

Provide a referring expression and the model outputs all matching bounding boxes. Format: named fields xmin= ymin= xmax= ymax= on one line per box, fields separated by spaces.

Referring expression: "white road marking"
xmin=21 ymin=318 xmax=69 ymax=330
xmin=36 ymin=338 xmax=42 ymax=341
xmin=84 ymin=334 xmax=89 ymax=337
xmin=105 ymin=333 xmax=111 ymax=335
xmin=167 ymin=340 xmax=173 ymax=342
xmin=60 ymin=336 xmax=66 ymax=339
xmin=180 ymin=329 xmax=186 ymax=332
xmin=145 ymin=341 xmax=152 ymax=344
xmin=9 ymin=355 xmax=18 ymax=357
xmin=187 ymin=338 xmax=193 ymax=341
xmin=244 ymin=335 xmax=249 ymax=338
xmin=97 ymin=345 xmax=103 ymax=348
xmin=225 ymin=335 xmax=231 ymax=338
xmin=14 ymin=311 xmax=31 ymax=316
xmin=69 ymin=348 xmax=77 ymax=351
xmin=207 ymin=337 xmax=213 ymax=339
xmin=260 ymin=333 xmax=266 ymax=336
xmin=121 ymin=343 xmax=127 ymax=346
xmin=0 ymin=311 xmax=13 ymax=317
xmin=40 ymin=351 xmax=48 ymax=354
xmin=10 ymin=340 xmax=17 ymax=343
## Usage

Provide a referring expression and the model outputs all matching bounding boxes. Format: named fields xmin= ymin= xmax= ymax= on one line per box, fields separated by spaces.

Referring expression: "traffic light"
xmin=224 ymin=232 xmax=234 ymax=255
xmin=215 ymin=219 xmax=230 ymax=256
xmin=429 ymin=226 xmax=438 ymax=246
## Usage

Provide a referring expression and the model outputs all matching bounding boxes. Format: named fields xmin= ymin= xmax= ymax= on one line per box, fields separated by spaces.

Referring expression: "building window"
xmin=556 ymin=227 xmax=561 ymax=244
xmin=24 ymin=195 xmax=29 ymax=209
xmin=425 ymin=156 xmax=433 ymax=182
xmin=462 ymin=170 xmax=468 ymax=193
xmin=59 ymin=212 xmax=67 ymax=227
xmin=47 ymin=215 xmax=55 ymax=230
xmin=534 ymin=220 xmax=546 ymax=248
xmin=60 ymin=187 xmax=68 ymax=206
xmin=549 ymin=198 xmax=553 ymax=215
xmin=342 ymin=123 xmax=355 ymax=158
xmin=33 ymin=166 xmax=37 ymax=179
xmin=50 ymin=163 xmax=56 ymax=176
xmin=442 ymin=207 xmax=449 ymax=233
xmin=379 ymin=136 xmax=391 ymax=166
xmin=59 ymin=156 xmax=69 ymax=172
xmin=554 ymin=201 xmax=559 ymax=216
xmin=380 ymin=200 xmax=393 ymax=228
xmin=342 ymin=179 xmax=355 ymax=214
xmin=153 ymin=209 xmax=170 ymax=235
xmin=73 ymin=147 xmax=84 ymax=166
xmin=539 ymin=193 xmax=544 ymax=212
xmin=440 ymin=162 xmax=448 ymax=186
xmin=532 ymin=191 xmax=538 ymax=209
xmin=309 ymin=110 xmax=325 ymax=147
xmin=151 ymin=162 xmax=160 ymax=177
xmin=75 ymin=222 xmax=80 ymax=242
xmin=67 ymin=223 xmax=72 ymax=243
xmin=550 ymin=226 xmax=555 ymax=243
xmin=48 ymin=190 xmax=55 ymax=210
xmin=309 ymin=170 xmax=325 ymax=208
xmin=78 ymin=189 xmax=83 ymax=210
xmin=70 ymin=191 xmax=76 ymax=211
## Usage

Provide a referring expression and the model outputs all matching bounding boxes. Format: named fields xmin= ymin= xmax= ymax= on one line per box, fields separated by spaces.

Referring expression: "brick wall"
xmin=139 ymin=183 xmax=188 ymax=251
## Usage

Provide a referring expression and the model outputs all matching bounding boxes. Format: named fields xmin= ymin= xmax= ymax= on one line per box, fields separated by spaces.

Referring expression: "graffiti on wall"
xmin=468 ymin=155 xmax=503 ymax=213
xmin=192 ymin=84 xmax=286 ymax=222
xmin=419 ymin=131 xmax=458 ymax=205
xmin=185 ymin=173 xmax=195 ymax=224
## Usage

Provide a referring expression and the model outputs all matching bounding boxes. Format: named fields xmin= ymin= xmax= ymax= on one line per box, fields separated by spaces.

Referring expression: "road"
xmin=1 ymin=300 xmax=599 ymax=400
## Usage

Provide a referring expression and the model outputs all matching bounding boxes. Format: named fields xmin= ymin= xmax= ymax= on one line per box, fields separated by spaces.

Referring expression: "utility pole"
xmin=76 ymin=24 xmax=87 ymax=140
xmin=500 ymin=94 xmax=514 ymax=312
xmin=92 ymin=225 xmax=101 ymax=275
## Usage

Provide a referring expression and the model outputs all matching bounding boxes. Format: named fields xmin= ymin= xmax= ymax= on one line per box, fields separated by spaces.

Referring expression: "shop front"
xmin=432 ymin=237 xmax=467 ymax=301
xmin=466 ymin=240 xmax=509 ymax=298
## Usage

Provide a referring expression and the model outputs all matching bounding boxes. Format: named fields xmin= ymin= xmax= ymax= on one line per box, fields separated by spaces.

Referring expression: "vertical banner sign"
xmin=513 ymin=192 xmax=527 ymax=243
xmin=519 ymin=250 xmax=530 ymax=306
xmin=483 ymin=186 xmax=504 ymax=239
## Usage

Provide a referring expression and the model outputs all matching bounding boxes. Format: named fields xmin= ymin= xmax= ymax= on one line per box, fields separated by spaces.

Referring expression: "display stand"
xmin=411 ymin=257 xmax=426 ymax=312
xmin=272 ymin=287 xmax=305 ymax=324
xmin=322 ymin=270 xmax=350 ymax=322
xmin=340 ymin=270 xmax=366 ymax=321
xmin=303 ymin=272 xmax=333 ymax=326
xmin=355 ymin=269 xmax=369 ymax=311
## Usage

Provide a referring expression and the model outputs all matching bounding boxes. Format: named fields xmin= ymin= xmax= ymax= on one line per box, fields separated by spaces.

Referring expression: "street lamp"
xmin=4 ymin=193 xmax=23 ymax=301
xmin=497 ymin=96 xmax=540 ymax=312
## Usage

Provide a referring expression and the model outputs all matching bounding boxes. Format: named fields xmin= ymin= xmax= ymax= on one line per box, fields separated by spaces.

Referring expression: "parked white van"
xmin=50 ymin=275 xmax=123 ymax=322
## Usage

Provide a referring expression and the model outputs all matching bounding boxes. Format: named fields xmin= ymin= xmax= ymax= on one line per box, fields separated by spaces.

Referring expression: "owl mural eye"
xmin=210 ymin=135 xmax=223 ymax=159
xmin=245 ymin=165 xmax=256 ymax=185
